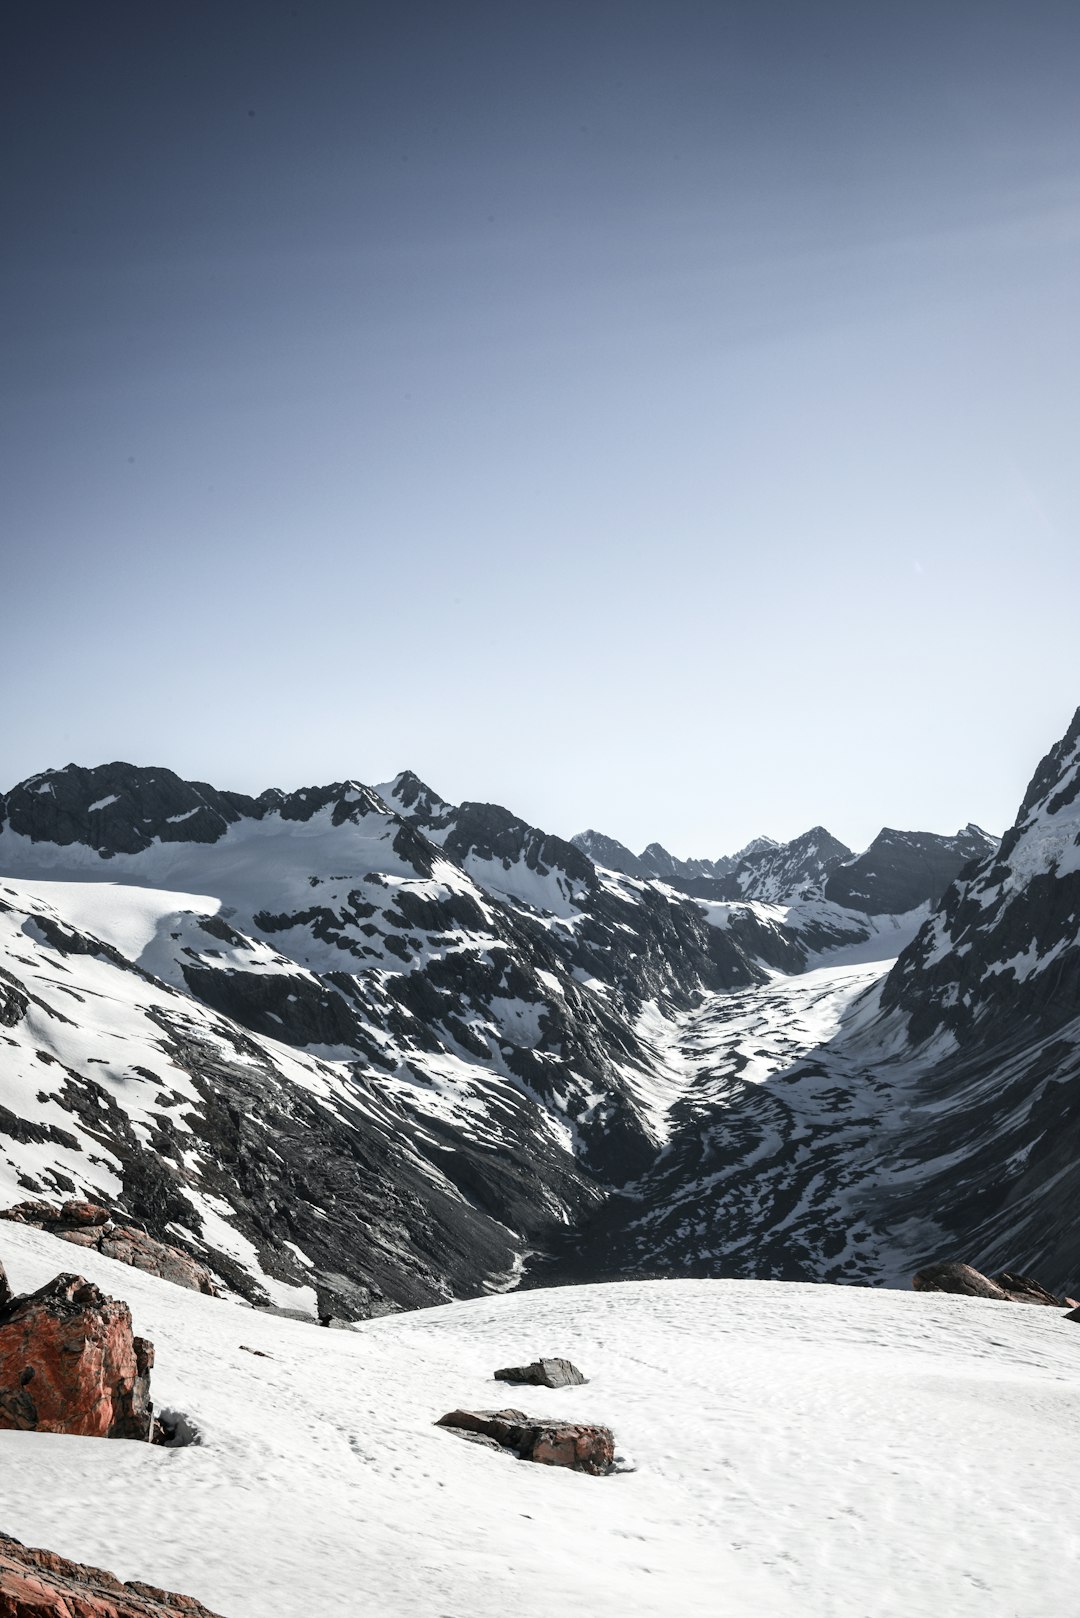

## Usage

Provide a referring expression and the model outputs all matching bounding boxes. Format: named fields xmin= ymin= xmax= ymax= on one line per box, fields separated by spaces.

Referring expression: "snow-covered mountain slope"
xmin=563 ymin=710 xmax=1080 ymax=1295
xmin=0 ymin=763 xmax=770 ymax=1312
xmin=723 ymin=825 xmax=853 ymax=902
xmin=2 ymin=1222 xmax=1077 ymax=1618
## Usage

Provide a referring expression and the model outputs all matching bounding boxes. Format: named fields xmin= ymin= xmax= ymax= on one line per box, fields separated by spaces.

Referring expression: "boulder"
xmin=435 ymin=1408 xmax=614 ymax=1475
xmin=1065 ymin=1305 xmax=1080 ymax=1323
xmin=992 ymin=1272 xmax=1063 ymax=1306
xmin=0 ymin=1203 xmax=217 ymax=1297
xmin=0 ymin=1529 xmax=224 ymax=1615
xmin=494 ymin=1357 xmax=586 ymax=1389
xmin=912 ymin=1263 xmax=1010 ymax=1300
xmin=0 ymin=1271 xmax=154 ymax=1440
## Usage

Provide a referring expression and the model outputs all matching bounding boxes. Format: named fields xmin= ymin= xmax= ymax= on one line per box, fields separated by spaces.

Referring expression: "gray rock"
xmin=494 ymin=1356 xmax=587 ymax=1388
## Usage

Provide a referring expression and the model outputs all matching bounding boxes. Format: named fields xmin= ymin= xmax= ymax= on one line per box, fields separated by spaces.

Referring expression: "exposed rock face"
xmin=0 ymin=1531 xmax=223 ymax=1616
xmin=435 ymin=1408 xmax=614 ymax=1475
xmin=912 ymin=1262 xmax=1011 ymax=1300
xmin=825 ymin=825 xmax=996 ymax=916
xmin=0 ymin=1204 xmax=217 ymax=1296
xmin=0 ymin=1271 xmax=154 ymax=1439
xmin=494 ymin=1357 xmax=586 ymax=1388
xmin=992 ymin=1271 xmax=1064 ymax=1306
xmin=912 ymin=1262 xmax=1067 ymax=1306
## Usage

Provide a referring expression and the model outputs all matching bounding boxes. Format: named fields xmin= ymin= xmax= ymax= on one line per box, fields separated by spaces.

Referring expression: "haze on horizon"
xmin=4 ymin=0 xmax=1079 ymax=859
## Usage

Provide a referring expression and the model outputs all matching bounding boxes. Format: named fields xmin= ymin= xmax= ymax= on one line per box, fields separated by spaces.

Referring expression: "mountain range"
xmin=0 ymin=711 xmax=1076 ymax=1316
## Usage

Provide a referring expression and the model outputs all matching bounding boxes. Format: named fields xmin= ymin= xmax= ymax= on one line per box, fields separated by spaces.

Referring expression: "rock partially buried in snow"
xmin=912 ymin=1261 xmax=1067 ymax=1306
xmin=0 ymin=1270 xmax=154 ymax=1440
xmin=0 ymin=1529 xmax=224 ymax=1616
xmin=1065 ymin=1304 xmax=1080 ymax=1323
xmin=493 ymin=1356 xmax=587 ymax=1388
xmin=436 ymin=1408 xmax=614 ymax=1476
xmin=912 ymin=1262 xmax=1010 ymax=1299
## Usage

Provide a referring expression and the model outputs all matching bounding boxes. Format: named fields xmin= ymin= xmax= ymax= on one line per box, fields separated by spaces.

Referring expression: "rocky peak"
xmin=0 ymin=762 xmax=263 ymax=856
xmin=881 ymin=706 xmax=1080 ymax=1042
xmin=825 ymin=823 xmax=998 ymax=916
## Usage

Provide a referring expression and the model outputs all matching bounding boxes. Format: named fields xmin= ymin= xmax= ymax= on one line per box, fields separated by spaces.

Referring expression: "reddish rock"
xmin=0 ymin=1530 xmax=224 ymax=1616
xmin=60 ymin=1201 xmax=111 ymax=1229
xmin=912 ymin=1263 xmax=1010 ymax=1300
xmin=436 ymin=1408 xmax=615 ymax=1476
xmin=0 ymin=1272 xmax=154 ymax=1440
xmin=0 ymin=1204 xmax=216 ymax=1297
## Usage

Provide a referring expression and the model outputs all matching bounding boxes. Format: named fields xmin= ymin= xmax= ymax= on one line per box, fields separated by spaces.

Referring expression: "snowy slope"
xmin=0 ymin=766 xmax=768 ymax=1311
xmin=1 ymin=1222 xmax=1077 ymax=1618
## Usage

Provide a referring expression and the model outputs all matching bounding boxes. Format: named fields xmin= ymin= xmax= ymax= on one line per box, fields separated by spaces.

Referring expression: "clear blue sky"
xmin=4 ymin=1 xmax=1079 ymax=856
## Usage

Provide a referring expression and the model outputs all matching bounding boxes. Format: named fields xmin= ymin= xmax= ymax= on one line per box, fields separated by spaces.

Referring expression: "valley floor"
xmin=2 ymin=1222 xmax=1078 ymax=1618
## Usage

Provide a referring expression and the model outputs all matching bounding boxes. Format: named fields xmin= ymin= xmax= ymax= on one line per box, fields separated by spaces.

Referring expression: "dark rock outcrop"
xmin=494 ymin=1357 xmax=586 ymax=1388
xmin=912 ymin=1262 xmax=1067 ymax=1306
xmin=825 ymin=825 xmax=996 ymax=916
xmin=435 ymin=1408 xmax=614 ymax=1475
xmin=992 ymin=1271 xmax=1064 ymax=1306
xmin=912 ymin=1262 xmax=1011 ymax=1300
xmin=0 ymin=1530 xmax=223 ymax=1616
xmin=0 ymin=1270 xmax=154 ymax=1439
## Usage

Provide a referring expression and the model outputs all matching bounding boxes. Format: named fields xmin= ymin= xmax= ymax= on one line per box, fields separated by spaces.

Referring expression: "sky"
xmin=3 ymin=0 xmax=1079 ymax=858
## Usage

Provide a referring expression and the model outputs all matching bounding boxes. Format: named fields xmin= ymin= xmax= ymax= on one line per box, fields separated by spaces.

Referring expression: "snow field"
xmin=1 ymin=1223 xmax=1078 ymax=1618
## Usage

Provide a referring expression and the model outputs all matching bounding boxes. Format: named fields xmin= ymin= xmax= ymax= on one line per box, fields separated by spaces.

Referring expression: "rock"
xmin=0 ymin=1529 xmax=223 ymax=1615
xmin=992 ymin=1271 xmax=1063 ymax=1306
xmin=494 ymin=1356 xmax=587 ymax=1388
xmin=0 ymin=1203 xmax=217 ymax=1297
xmin=912 ymin=1262 xmax=1067 ymax=1305
xmin=435 ymin=1408 xmax=614 ymax=1475
xmin=1065 ymin=1305 xmax=1080 ymax=1322
xmin=61 ymin=1199 xmax=111 ymax=1228
xmin=912 ymin=1262 xmax=1010 ymax=1300
xmin=0 ymin=1271 xmax=154 ymax=1440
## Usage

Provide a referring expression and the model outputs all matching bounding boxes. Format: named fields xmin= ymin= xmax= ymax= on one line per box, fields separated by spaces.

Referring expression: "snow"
xmin=10 ymin=878 xmax=223 ymax=964
xmin=1 ymin=1222 xmax=1077 ymax=1618
xmin=86 ymin=795 xmax=121 ymax=813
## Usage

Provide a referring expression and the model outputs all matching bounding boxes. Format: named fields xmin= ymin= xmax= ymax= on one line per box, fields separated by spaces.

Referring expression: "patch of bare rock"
xmin=0 ymin=1530 xmax=224 ymax=1617
xmin=436 ymin=1408 xmax=615 ymax=1475
xmin=0 ymin=1255 xmax=154 ymax=1440
xmin=0 ymin=1201 xmax=217 ymax=1296
xmin=913 ymin=1260 xmax=1079 ymax=1311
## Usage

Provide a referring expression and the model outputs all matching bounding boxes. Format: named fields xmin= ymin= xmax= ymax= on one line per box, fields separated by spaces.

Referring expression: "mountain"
xmin=824 ymin=824 xmax=996 ymax=915
xmin=574 ymin=819 xmax=992 ymax=914
xmin=570 ymin=829 xmax=745 ymax=886
xmin=557 ymin=709 xmax=1080 ymax=1295
xmin=0 ymin=761 xmax=766 ymax=1316
xmin=723 ymin=826 xmax=853 ymax=902
xmin=2 ymin=721 xmax=1073 ymax=1316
